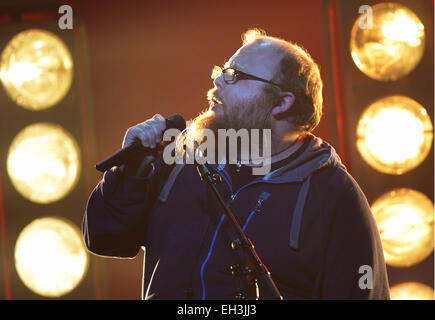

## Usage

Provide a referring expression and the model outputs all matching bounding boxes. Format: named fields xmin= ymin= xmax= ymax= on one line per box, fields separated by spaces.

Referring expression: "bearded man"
xmin=83 ymin=29 xmax=390 ymax=300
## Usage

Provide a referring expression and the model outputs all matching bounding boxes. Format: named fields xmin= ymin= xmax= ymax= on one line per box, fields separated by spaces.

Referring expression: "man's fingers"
xmin=138 ymin=130 xmax=149 ymax=148
xmin=153 ymin=114 xmax=166 ymax=131
xmin=150 ymin=124 xmax=162 ymax=144
xmin=122 ymin=114 xmax=166 ymax=149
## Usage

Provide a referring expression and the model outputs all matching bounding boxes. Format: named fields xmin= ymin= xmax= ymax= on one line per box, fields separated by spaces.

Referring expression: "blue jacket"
xmin=83 ymin=133 xmax=390 ymax=300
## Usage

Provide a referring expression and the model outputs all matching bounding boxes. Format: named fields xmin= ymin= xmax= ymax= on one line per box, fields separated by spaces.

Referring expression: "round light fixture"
xmin=7 ymin=123 xmax=81 ymax=204
xmin=371 ymin=188 xmax=434 ymax=267
xmin=14 ymin=217 xmax=89 ymax=297
xmin=0 ymin=29 xmax=73 ymax=110
xmin=390 ymin=282 xmax=434 ymax=300
xmin=350 ymin=2 xmax=425 ymax=81
xmin=356 ymin=95 xmax=433 ymax=175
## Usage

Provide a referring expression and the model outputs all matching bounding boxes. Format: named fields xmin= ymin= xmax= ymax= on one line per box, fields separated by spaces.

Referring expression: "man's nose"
xmin=213 ymin=73 xmax=225 ymax=88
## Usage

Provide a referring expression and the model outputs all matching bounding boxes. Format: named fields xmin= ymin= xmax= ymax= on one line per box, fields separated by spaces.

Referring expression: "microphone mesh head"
xmin=166 ymin=114 xmax=186 ymax=131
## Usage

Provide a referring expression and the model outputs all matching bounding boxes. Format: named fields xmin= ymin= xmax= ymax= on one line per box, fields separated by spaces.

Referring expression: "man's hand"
xmin=120 ymin=114 xmax=166 ymax=176
xmin=122 ymin=114 xmax=166 ymax=149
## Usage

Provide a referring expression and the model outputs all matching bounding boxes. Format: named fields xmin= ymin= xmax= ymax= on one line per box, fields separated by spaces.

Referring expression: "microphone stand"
xmin=193 ymin=142 xmax=283 ymax=300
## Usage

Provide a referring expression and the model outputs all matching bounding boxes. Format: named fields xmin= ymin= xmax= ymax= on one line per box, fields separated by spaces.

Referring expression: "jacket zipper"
xmin=216 ymin=166 xmax=304 ymax=204
xmin=228 ymin=178 xmax=304 ymax=204
xmin=199 ymin=170 xmax=303 ymax=299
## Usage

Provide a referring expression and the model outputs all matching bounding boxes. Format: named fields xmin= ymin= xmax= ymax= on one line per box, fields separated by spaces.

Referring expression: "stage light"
xmin=350 ymin=2 xmax=425 ymax=81
xmin=356 ymin=95 xmax=433 ymax=175
xmin=390 ymin=282 xmax=434 ymax=300
xmin=6 ymin=123 xmax=81 ymax=204
xmin=371 ymin=188 xmax=434 ymax=267
xmin=0 ymin=29 xmax=73 ymax=110
xmin=14 ymin=217 xmax=89 ymax=297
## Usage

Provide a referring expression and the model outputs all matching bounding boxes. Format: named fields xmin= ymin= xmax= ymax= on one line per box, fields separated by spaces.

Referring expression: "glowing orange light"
xmin=390 ymin=282 xmax=434 ymax=300
xmin=356 ymin=96 xmax=433 ymax=175
xmin=350 ymin=3 xmax=425 ymax=81
xmin=0 ymin=29 xmax=73 ymax=110
xmin=371 ymin=188 xmax=434 ymax=267
xmin=7 ymin=123 xmax=81 ymax=204
xmin=14 ymin=217 xmax=89 ymax=297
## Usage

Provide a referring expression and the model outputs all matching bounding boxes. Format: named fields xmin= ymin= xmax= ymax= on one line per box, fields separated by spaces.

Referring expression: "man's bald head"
xmin=239 ymin=29 xmax=323 ymax=132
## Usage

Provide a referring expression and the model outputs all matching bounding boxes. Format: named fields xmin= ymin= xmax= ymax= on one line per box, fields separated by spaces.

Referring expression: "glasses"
xmin=212 ymin=65 xmax=286 ymax=91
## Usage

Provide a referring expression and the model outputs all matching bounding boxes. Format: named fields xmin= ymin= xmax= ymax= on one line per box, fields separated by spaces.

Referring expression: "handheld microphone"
xmin=95 ymin=114 xmax=186 ymax=172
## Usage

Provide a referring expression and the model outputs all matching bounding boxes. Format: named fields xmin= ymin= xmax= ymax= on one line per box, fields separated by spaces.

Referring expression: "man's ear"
xmin=270 ymin=91 xmax=295 ymax=118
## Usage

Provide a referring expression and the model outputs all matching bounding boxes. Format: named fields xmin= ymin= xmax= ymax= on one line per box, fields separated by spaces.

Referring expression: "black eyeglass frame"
xmin=214 ymin=66 xmax=287 ymax=91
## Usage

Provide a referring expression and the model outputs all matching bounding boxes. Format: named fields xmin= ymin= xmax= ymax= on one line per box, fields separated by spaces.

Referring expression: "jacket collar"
xmin=262 ymin=133 xmax=346 ymax=181
xmin=158 ymin=133 xmax=346 ymax=202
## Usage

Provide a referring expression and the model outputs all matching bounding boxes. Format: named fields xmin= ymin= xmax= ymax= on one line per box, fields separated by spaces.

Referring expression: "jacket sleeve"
xmin=82 ymin=159 xmax=169 ymax=258
xmin=318 ymin=171 xmax=390 ymax=299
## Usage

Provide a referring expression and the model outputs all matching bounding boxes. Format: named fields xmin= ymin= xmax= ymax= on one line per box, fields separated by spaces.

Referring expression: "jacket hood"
xmin=156 ymin=133 xmax=346 ymax=251
xmin=157 ymin=133 xmax=345 ymax=204
xmin=263 ymin=133 xmax=346 ymax=182
xmin=259 ymin=133 xmax=347 ymax=250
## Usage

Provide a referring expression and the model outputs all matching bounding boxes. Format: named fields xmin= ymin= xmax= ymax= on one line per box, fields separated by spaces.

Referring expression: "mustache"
xmin=207 ymin=88 xmax=223 ymax=105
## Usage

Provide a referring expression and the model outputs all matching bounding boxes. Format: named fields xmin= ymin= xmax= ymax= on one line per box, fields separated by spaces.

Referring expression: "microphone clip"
xmin=192 ymin=140 xmax=222 ymax=185
xmin=196 ymin=162 xmax=222 ymax=185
